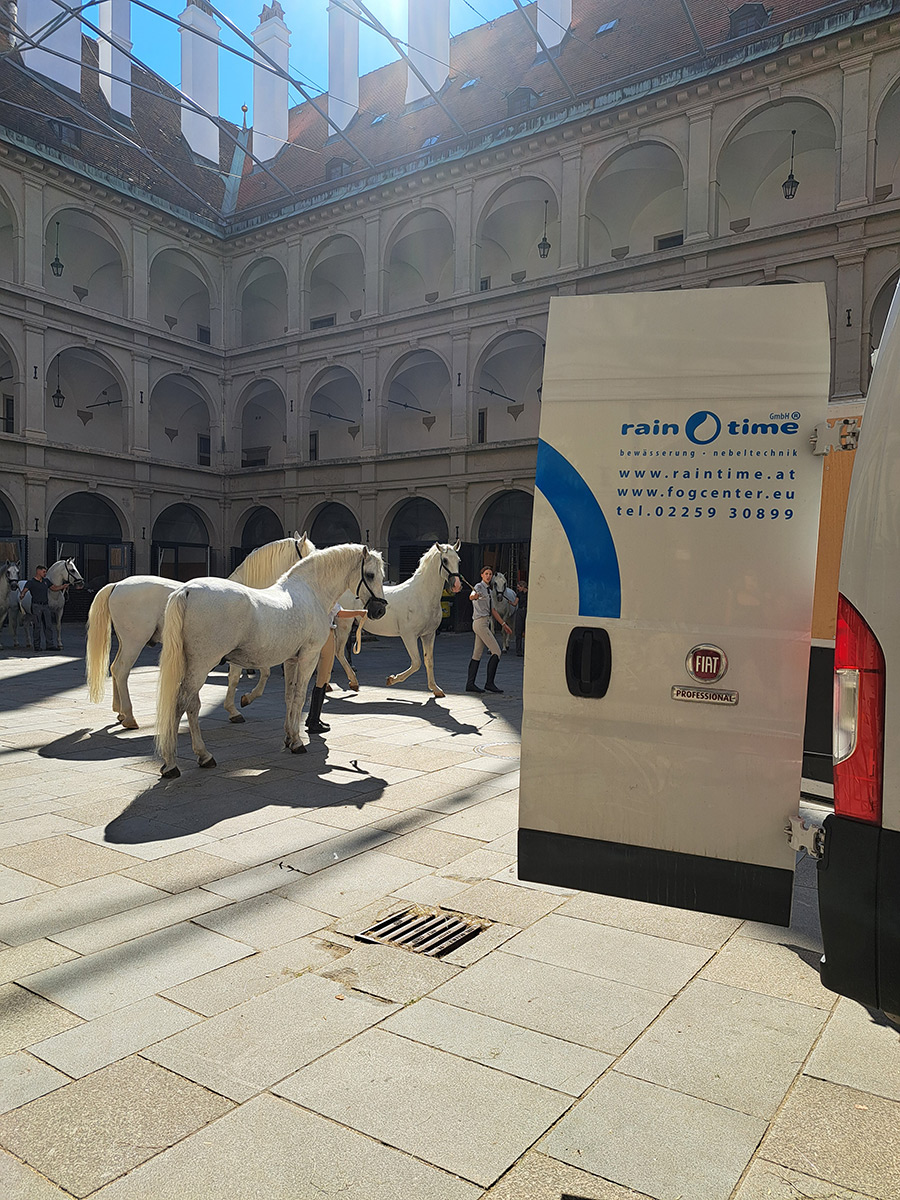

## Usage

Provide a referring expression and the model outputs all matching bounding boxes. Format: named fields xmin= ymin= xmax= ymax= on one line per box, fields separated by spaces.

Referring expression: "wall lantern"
xmin=50 ymin=221 xmax=64 ymax=277
xmin=782 ymin=130 xmax=799 ymax=200
xmin=51 ymin=359 xmax=65 ymax=409
xmin=537 ymin=199 xmax=551 ymax=259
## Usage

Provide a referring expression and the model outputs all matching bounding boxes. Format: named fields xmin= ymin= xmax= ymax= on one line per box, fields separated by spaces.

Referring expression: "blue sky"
xmin=123 ymin=1 xmax=516 ymax=123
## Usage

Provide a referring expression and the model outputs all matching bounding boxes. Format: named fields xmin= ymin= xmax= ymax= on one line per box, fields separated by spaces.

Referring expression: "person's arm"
xmin=336 ymin=608 xmax=367 ymax=620
xmin=491 ymin=606 xmax=512 ymax=635
xmin=49 ymin=581 xmax=68 ymax=592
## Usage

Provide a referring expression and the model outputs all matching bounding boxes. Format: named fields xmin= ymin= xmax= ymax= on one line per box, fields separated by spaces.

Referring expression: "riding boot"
xmin=465 ymin=659 xmax=484 ymax=693
xmin=305 ymin=685 xmax=330 ymax=733
xmin=484 ymin=654 xmax=503 ymax=694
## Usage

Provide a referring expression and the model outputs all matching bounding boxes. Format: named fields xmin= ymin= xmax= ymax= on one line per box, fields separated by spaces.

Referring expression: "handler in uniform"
xmin=21 ymin=565 xmax=68 ymax=651
xmin=466 ymin=566 xmax=512 ymax=694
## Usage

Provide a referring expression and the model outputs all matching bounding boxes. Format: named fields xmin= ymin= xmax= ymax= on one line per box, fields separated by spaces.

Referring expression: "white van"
xmin=819 ymin=282 xmax=900 ymax=1017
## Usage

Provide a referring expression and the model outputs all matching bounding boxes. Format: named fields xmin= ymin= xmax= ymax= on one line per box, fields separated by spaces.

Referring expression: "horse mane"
xmin=281 ymin=543 xmax=384 ymax=584
xmin=231 ymin=537 xmax=303 ymax=588
xmin=411 ymin=543 xmax=446 ymax=575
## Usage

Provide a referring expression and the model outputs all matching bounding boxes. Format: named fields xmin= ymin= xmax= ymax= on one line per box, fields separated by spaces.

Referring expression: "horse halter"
xmin=439 ymin=554 xmax=460 ymax=586
xmin=62 ymin=563 xmax=84 ymax=589
xmin=355 ymin=550 xmax=387 ymax=619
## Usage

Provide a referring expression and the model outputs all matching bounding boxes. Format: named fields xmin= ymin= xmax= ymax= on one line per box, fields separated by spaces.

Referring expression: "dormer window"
xmin=47 ymin=119 xmax=81 ymax=147
xmin=507 ymin=87 xmax=538 ymax=118
xmin=325 ymin=156 xmax=353 ymax=181
xmin=728 ymin=4 xmax=771 ymax=39
xmin=421 ymin=135 xmax=440 ymax=149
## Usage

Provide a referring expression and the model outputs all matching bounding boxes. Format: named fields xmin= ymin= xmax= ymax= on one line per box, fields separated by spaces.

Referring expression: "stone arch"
xmin=0 ymin=181 xmax=19 ymax=284
xmin=474 ymin=328 xmax=545 ymax=444
xmin=384 ymin=208 xmax=454 ymax=313
xmin=868 ymin=272 xmax=900 ymax=386
xmin=716 ymin=99 xmax=837 ymax=235
xmin=384 ymin=347 xmax=452 ymax=455
xmin=44 ymin=206 xmax=126 ymax=316
xmin=585 ymin=141 xmax=685 ymax=264
xmin=385 ymin=496 xmax=449 ymax=583
xmin=236 ymin=378 xmax=287 ymax=469
xmin=874 ymin=78 xmax=900 ymax=205
xmin=238 ymin=505 xmax=284 ymax=549
xmin=149 ymin=247 xmax=214 ymax=343
xmin=236 ymin=256 xmax=288 ymax=345
xmin=476 ymin=176 xmax=559 ymax=284
xmin=151 ymin=502 xmax=212 ymax=581
xmin=0 ymin=490 xmax=23 ymax=535
xmin=0 ymin=332 xmax=23 ymax=436
xmin=48 ymin=491 xmax=128 ymax=594
xmin=305 ymin=233 xmax=365 ymax=328
xmin=306 ymin=501 xmax=361 ymax=548
xmin=306 ymin=365 xmax=363 ymax=462
xmin=149 ymin=373 xmax=213 ymax=468
xmin=47 ymin=345 xmax=127 ymax=455
xmin=474 ymin=488 xmax=534 ymax=584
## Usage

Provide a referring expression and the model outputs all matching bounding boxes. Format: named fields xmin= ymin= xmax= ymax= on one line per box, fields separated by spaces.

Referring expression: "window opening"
xmin=310 ymin=314 xmax=337 ymax=330
xmin=655 ymin=232 xmax=685 ymax=251
xmin=477 ymin=409 xmax=487 ymax=444
xmin=729 ymin=4 xmax=771 ymax=38
xmin=196 ymin=325 xmax=211 ymax=344
xmin=507 ymin=87 xmax=537 ymax=118
xmin=479 ymin=277 xmax=491 ymax=292
xmin=309 ymin=431 xmax=319 ymax=461
xmin=595 ymin=19 xmax=618 ymax=35
xmin=2 ymin=395 xmax=12 ymax=434
xmin=196 ymin=433 xmax=210 ymax=467
xmin=325 ymin=156 xmax=353 ymax=181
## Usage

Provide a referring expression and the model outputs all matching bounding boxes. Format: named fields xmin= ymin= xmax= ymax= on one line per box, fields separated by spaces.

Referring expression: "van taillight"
xmin=833 ymin=593 xmax=884 ymax=824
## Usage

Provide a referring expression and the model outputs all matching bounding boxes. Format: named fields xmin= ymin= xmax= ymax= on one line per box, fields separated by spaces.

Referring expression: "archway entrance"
xmin=308 ymin=503 xmax=360 ymax=548
xmin=152 ymin=504 xmax=210 ymax=581
xmin=232 ymin=505 xmax=284 ymax=571
xmin=387 ymin=498 xmax=448 ymax=582
xmin=48 ymin=493 xmax=130 ymax=616
xmin=478 ymin=490 xmax=533 ymax=583
xmin=0 ymin=493 xmax=25 ymax=568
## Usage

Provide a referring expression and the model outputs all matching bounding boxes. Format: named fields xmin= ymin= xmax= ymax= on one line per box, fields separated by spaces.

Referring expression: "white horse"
xmin=85 ymin=534 xmax=313 ymax=730
xmin=331 ymin=541 xmax=462 ymax=698
xmin=155 ymin=544 xmax=387 ymax=778
xmin=0 ymin=560 xmax=21 ymax=646
xmin=17 ymin=559 xmax=84 ymax=651
xmin=491 ymin=572 xmax=517 ymax=653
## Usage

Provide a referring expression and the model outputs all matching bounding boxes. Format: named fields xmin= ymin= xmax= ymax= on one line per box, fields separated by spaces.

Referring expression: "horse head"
xmin=52 ymin=558 xmax=84 ymax=590
xmin=2 ymin=560 xmax=19 ymax=586
xmin=436 ymin=542 xmax=461 ymax=589
xmin=358 ymin=547 xmax=388 ymax=620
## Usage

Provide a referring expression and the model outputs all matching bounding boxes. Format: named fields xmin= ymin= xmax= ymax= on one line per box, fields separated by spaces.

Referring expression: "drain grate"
xmin=356 ymin=905 xmax=490 ymax=958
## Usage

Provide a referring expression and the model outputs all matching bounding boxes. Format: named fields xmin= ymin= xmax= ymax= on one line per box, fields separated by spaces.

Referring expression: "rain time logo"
xmin=620 ymin=410 xmax=801 ymax=445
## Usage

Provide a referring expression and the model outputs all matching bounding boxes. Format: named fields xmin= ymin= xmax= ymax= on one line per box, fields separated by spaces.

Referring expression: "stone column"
xmin=560 ymin=147 xmax=582 ymax=268
xmin=287 ymin=237 xmax=302 ymax=332
xmin=361 ymin=348 xmax=379 ymax=454
xmin=23 ymin=323 xmax=45 ymax=439
xmin=838 ymin=56 xmax=872 ymax=210
xmin=453 ymin=184 xmax=474 ymax=295
xmin=686 ymin=106 xmax=713 ymax=244
xmin=834 ymin=248 xmax=866 ymax=400
xmin=364 ymin=214 xmax=381 ymax=318
xmin=450 ymin=333 xmax=469 ymax=444
xmin=132 ymin=353 xmax=150 ymax=455
xmin=131 ymin=224 xmax=149 ymax=323
xmin=23 ymin=181 xmax=45 ymax=290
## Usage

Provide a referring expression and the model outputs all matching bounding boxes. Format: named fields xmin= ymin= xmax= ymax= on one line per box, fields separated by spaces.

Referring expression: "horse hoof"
xmin=229 ymin=713 xmax=246 ymax=724
xmin=121 ymin=718 xmax=139 ymax=730
xmin=350 ymin=683 xmax=359 ymax=692
xmin=386 ymin=676 xmax=396 ymax=686
xmin=240 ymin=694 xmax=250 ymax=707
xmin=432 ymin=689 xmax=445 ymax=699
xmin=290 ymin=742 xmax=307 ymax=755
xmin=161 ymin=766 xmax=181 ymax=780
xmin=199 ymin=756 xmax=217 ymax=769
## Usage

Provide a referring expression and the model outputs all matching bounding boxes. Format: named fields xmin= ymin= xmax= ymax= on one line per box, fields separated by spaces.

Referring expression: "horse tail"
xmin=85 ymin=584 xmax=115 ymax=703
xmin=155 ymin=589 xmax=188 ymax=764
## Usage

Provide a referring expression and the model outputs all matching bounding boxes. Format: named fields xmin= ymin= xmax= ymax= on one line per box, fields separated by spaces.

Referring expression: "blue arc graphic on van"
xmin=535 ymin=439 xmax=621 ymax=618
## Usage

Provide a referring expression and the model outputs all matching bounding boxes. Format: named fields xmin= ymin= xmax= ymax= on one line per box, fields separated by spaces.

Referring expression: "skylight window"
xmin=371 ymin=113 xmax=388 ymax=125
xmin=421 ymin=135 xmax=440 ymax=148
xmin=461 ymin=77 xmax=479 ymax=90
xmin=595 ymin=19 xmax=618 ymax=35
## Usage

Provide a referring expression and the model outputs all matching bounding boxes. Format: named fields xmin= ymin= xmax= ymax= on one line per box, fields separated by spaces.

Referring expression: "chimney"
xmin=252 ymin=2 xmax=290 ymax=162
xmin=537 ymin=0 xmax=572 ymax=51
xmin=328 ymin=0 xmax=358 ymax=132
xmin=406 ymin=0 xmax=449 ymax=106
xmin=180 ymin=0 xmax=221 ymax=162
xmin=17 ymin=0 xmax=83 ymax=93
xmin=99 ymin=0 xmax=132 ymax=119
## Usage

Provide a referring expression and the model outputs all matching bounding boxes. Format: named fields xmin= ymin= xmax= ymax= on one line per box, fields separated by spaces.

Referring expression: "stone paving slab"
xmin=558 ymin=888 xmax=741 ymax=947
xmin=0 ymin=1148 xmax=72 ymax=1199
xmin=275 ymin=849 xmax=434 ymax=916
xmin=451 ymin=878 xmax=566 ymax=927
xmin=503 ymin=911 xmax=713 ymax=994
xmin=191 ymin=892 xmax=331 ymax=949
xmin=0 ymin=864 xmax=55 ymax=904
xmin=118 ymin=849 xmax=243 ymax=893
xmin=70 ymin=822 xmax=217 ymax=862
xmin=145 ymin=972 xmax=398 ymax=1102
xmin=430 ymin=950 xmax=669 ymax=1053
xmin=700 ymin=932 xmax=836 ymax=1008
xmin=274 ymin=1026 xmax=571 ymax=1187
xmin=0 ymin=940 xmax=78 ymax=986
xmin=803 ymin=997 xmax=900 ymax=1102
xmin=428 ymin=793 xmax=519 ymax=841
xmin=481 ymin=1151 xmax=647 ymax=1199
xmin=50 ymin=887 xmax=232 ymax=955
xmin=23 ymin=922 xmax=253 ymax=1019
xmin=191 ymin=814 xmax=338 ymax=866
xmin=0 ymin=836 xmax=139 ymax=886
xmin=759 ymin=1076 xmax=900 ymax=1200
xmin=734 ymin=1160 xmax=881 ymax=1200
xmin=383 ymin=996 xmax=612 ymax=1095
xmin=317 ymin=940 xmax=460 ymax=1003
xmin=88 ymin=1092 xmax=481 ymax=1200
xmin=615 ymin=976 xmax=827 ymax=1118
xmin=159 ymin=935 xmax=350 ymax=1016
xmin=0 ymin=984 xmax=83 ymax=1055
xmin=541 ymin=1069 xmax=768 ymax=1200
xmin=382 ymin=826 xmax=482 ymax=867
xmin=29 ymin=996 xmax=201 ymax=1078
xmin=0 ymin=1055 xmax=232 ymax=1197
xmin=0 ymin=1052 xmax=69 ymax=1115
xmin=0 ymin=815 xmax=88 ymax=850
xmin=2 ymin=876 xmax=166 ymax=947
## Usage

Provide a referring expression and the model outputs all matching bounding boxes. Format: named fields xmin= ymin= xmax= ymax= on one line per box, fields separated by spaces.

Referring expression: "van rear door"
xmin=519 ymin=287 xmax=831 ymax=925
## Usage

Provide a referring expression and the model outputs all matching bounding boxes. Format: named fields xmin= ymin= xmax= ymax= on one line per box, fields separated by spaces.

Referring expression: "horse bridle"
xmin=59 ymin=563 xmax=84 ymax=589
xmin=355 ymin=550 xmax=387 ymax=615
xmin=439 ymin=552 xmax=460 ymax=588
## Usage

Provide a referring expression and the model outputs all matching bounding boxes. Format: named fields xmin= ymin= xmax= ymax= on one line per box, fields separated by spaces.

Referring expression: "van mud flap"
xmin=817 ymin=813 xmax=900 ymax=1013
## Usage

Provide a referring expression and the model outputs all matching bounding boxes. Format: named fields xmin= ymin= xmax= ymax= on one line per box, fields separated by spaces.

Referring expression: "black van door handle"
xmin=565 ymin=627 xmax=612 ymax=698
